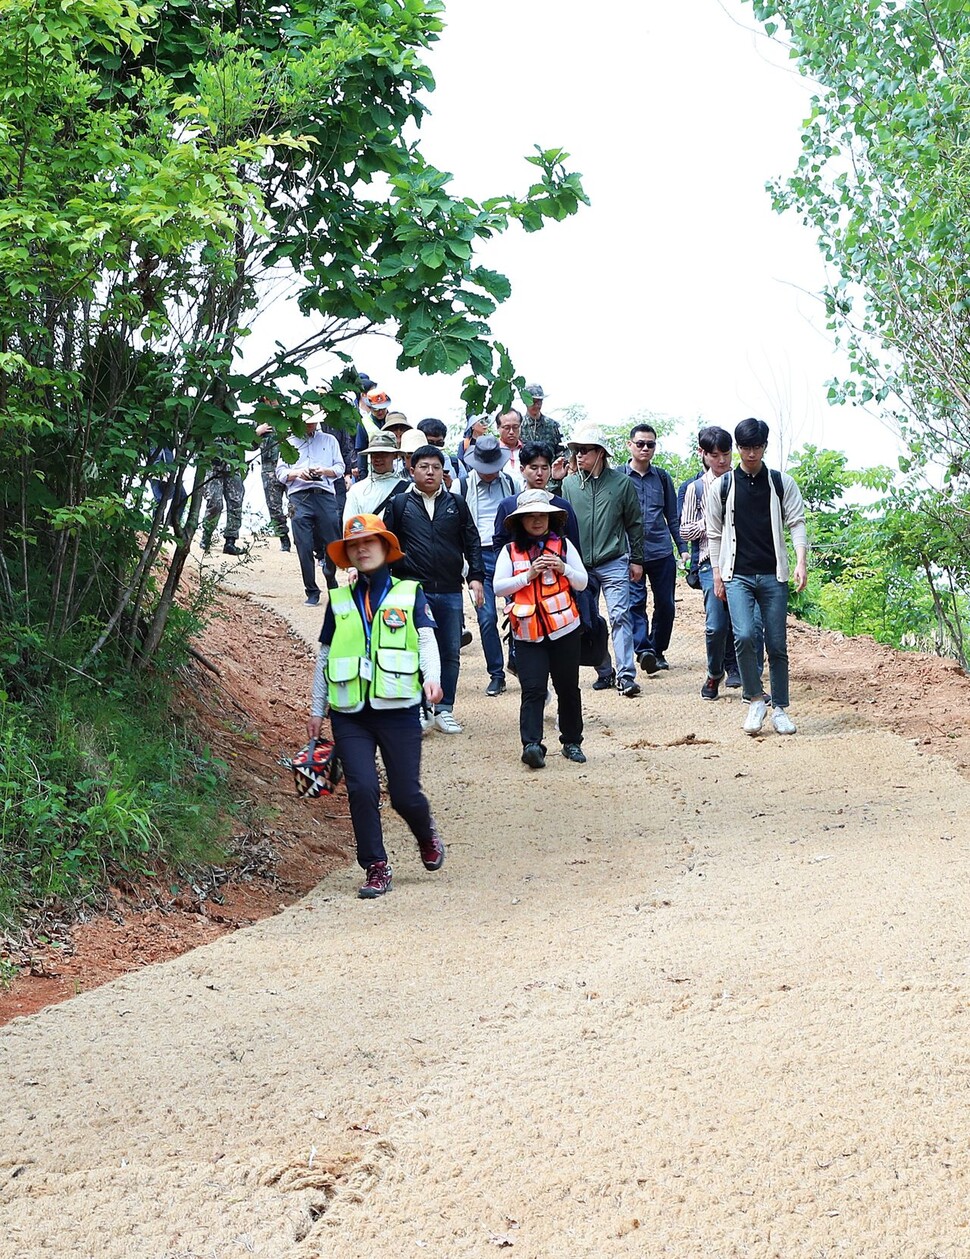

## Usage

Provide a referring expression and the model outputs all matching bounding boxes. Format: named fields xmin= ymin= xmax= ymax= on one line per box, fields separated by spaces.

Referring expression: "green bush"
xmin=0 ymin=675 xmax=235 ymax=930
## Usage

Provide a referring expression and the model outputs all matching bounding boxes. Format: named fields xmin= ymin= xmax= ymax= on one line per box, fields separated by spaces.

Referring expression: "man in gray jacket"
xmin=706 ymin=417 xmax=808 ymax=736
xmin=561 ymin=423 xmax=645 ymax=697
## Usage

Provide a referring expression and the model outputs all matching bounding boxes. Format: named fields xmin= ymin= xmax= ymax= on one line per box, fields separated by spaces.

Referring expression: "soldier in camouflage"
xmin=519 ymin=383 xmax=564 ymax=454
xmin=200 ymin=448 xmax=247 ymax=556
xmin=255 ymin=422 xmax=291 ymax=551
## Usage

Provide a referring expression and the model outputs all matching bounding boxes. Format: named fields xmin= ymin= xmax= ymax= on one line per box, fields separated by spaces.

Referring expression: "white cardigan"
xmin=705 ymin=468 xmax=808 ymax=582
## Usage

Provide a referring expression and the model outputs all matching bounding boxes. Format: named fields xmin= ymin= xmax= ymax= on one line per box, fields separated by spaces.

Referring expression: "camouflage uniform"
xmin=259 ymin=433 xmax=290 ymax=540
xmin=520 ymin=411 xmax=564 ymax=453
xmin=201 ymin=457 xmax=245 ymax=549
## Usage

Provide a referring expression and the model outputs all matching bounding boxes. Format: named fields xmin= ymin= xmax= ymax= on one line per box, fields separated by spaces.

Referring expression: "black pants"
xmin=514 ymin=629 xmax=583 ymax=748
xmin=330 ymin=705 xmax=435 ymax=868
xmin=291 ymin=489 xmax=340 ymax=596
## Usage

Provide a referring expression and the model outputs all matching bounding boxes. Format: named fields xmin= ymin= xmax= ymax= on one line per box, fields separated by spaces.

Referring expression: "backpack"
xmin=719 ymin=467 xmax=784 ymax=508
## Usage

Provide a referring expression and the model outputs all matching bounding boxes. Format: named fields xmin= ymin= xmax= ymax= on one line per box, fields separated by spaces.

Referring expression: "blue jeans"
xmin=475 ymin=548 xmax=506 ymax=682
xmin=588 ymin=555 xmax=636 ymax=687
xmin=423 ymin=590 xmax=463 ymax=710
xmin=629 ymin=552 xmax=677 ymax=657
xmin=724 ymin=573 xmax=790 ymax=708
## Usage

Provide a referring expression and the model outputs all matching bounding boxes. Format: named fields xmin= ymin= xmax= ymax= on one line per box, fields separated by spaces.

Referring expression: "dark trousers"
xmin=291 ymin=489 xmax=340 ymax=596
xmin=330 ymin=705 xmax=434 ymax=869
xmin=629 ymin=552 xmax=677 ymax=656
xmin=514 ymin=628 xmax=583 ymax=748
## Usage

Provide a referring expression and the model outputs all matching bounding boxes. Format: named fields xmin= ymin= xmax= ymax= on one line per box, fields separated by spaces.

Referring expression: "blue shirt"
xmin=623 ymin=463 xmax=683 ymax=563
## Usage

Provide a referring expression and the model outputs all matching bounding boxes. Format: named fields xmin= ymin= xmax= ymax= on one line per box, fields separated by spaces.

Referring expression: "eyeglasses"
xmin=738 ymin=443 xmax=766 ymax=452
xmin=631 ymin=440 xmax=656 ymax=449
xmin=574 ymin=446 xmax=601 ymax=456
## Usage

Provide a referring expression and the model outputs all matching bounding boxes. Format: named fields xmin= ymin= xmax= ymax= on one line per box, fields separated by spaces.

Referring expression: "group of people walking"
xmin=297 ymin=383 xmax=808 ymax=900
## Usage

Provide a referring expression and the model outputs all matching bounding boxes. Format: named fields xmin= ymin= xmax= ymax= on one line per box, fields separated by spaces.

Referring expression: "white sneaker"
xmin=743 ymin=698 xmax=767 ymax=735
xmin=420 ymin=709 xmax=436 ymax=736
xmin=435 ymin=711 xmax=463 ymax=735
xmin=772 ymin=706 xmax=796 ymax=735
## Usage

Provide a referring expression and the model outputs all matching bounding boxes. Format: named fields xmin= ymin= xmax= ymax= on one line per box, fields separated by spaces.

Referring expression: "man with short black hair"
xmin=417 ymin=417 xmax=461 ymax=485
xmin=384 ymin=445 xmax=485 ymax=733
xmin=624 ymin=423 xmax=685 ymax=674
xmin=706 ymin=417 xmax=808 ymax=735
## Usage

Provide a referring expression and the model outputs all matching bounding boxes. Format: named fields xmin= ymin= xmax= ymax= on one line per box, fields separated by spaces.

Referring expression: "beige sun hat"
xmin=382 ymin=411 xmax=413 ymax=431
xmin=399 ymin=428 xmax=426 ymax=456
xmin=504 ymin=488 xmax=568 ymax=530
xmin=566 ymin=422 xmax=611 ymax=452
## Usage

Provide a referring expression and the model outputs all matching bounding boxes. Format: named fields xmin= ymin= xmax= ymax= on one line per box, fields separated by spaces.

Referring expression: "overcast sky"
xmin=247 ymin=0 xmax=898 ymax=469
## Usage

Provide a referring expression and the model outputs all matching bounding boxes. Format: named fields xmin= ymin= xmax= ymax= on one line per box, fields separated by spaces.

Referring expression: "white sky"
xmin=246 ymin=0 xmax=900 ymax=470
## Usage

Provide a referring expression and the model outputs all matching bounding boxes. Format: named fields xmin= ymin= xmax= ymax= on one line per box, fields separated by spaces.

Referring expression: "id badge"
xmin=359 ymin=656 xmax=373 ymax=682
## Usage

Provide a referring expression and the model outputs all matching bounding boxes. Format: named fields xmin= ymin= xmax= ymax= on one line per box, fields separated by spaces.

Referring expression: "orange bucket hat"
xmin=326 ymin=513 xmax=405 ymax=569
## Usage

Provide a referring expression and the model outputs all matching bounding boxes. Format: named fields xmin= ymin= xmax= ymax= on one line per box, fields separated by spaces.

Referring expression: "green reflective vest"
xmin=326 ymin=579 xmax=421 ymax=713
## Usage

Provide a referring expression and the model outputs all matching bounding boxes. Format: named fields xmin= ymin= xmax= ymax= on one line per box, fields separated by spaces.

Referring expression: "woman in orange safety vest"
xmin=493 ymin=489 xmax=589 ymax=770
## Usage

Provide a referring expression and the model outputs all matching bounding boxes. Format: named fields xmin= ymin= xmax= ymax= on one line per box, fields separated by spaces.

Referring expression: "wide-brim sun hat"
xmin=566 ymin=422 xmax=610 ymax=452
xmin=505 ymin=488 xmax=567 ymax=529
xmin=399 ymin=428 xmax=426 ymax=455
xmin=463 ymin=434 xmax=511 ymax=475
xmin=361 ymin=431 xmax=400 ymax=456
xmin=327 ymin=513 xmax=405 ymax=569
xmin=382 ymin=411 xmax=413 ymax=430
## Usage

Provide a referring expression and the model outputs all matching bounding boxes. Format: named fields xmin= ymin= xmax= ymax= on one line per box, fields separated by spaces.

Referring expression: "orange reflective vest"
xmin=508 ymin=536 xmax=581 ymax=642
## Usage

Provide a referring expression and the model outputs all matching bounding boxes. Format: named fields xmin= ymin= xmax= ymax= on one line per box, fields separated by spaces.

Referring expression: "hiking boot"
xmin=655 ymin=654 xmax=669 ymax=670
xmin=743 ymin=698 xmax=767 ymax=735
xmin=522 ymin=742 xmax=546 ymax=769
xmin=486 ymin=677 xmax=506 ymax=697
xmin=280 ymin=536 xmax=291 ymax=552
xmin=701 ymin=674 xmax=723 ymax=701
xmin=772 ymin=706 xmax=796 ymax=735
xmin=358 ymin=861 xmax=392 ymax=899
xmin=638 ymin=649 xmax=658 ymax=675
xmin=435 ymin=710 xmax=463 ymax=734
xmin=561 ymin=743 xmax=586 ymax=763
xmin=725 ymin=669 xmax=742 ymax=688
xmin=417 ymin=824 xmax=445 ymax=871
xmin=460 ymin=628 xmax=473 ymax=648
xmin=223 ymin=540 xmax=246 ymax=556
xmin=619 ymin=680 xmax=641 ymax=698
xmin=592 ymin=670 xmax=616 ymax=691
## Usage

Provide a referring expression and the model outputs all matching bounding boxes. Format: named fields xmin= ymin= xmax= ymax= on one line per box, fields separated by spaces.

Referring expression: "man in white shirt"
xmin=343 ymin=431 xmax=409 ymax=521
xmin=497 ymin=409 xmax=525 ymax=478
xmin=277 ymin=416 xmax=345 ymax=606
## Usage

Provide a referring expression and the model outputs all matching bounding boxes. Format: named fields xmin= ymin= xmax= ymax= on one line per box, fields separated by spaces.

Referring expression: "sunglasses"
xmin=574 ymin=446 xmax=601 ymax=456
xmin=631 ymin=440 xmax=656 ymax=449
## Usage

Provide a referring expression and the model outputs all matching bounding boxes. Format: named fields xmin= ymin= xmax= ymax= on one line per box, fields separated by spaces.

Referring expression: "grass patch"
xmin=0 ymin=673 xmax=237 ymax=931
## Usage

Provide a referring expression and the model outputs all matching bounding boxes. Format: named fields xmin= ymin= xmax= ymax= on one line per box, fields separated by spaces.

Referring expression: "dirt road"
xmin=2 ymin=540 xmax=969 ymax=1257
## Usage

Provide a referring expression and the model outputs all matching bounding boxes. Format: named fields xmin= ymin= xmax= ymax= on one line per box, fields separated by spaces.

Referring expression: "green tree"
xmin=0 ymin=0 xmax=588 ymax=679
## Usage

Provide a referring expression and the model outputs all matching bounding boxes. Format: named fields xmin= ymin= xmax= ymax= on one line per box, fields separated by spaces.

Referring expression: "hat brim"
xmin=463 ymin=446 xmax=512 ymax=474
xmin=361 ymin=442 xmax=400 ymax=456
xmin=327 ymin=528 xmax=405 ymax=569
xmin=506 ymin=504 xmax=568 ymax=525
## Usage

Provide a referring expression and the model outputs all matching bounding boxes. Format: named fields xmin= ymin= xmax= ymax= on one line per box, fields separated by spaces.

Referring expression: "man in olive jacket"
xmin=561 ymin=423 xmax=645 ymax=697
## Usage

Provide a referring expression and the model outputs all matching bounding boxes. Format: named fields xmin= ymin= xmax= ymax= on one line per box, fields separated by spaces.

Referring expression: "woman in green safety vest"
xmin=308 ymin=513 xmax=446 ymax=899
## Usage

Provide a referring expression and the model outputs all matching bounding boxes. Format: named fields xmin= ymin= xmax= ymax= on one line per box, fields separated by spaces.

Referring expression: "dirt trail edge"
xmin=1 ymin=542 xmax=969 ymax=1259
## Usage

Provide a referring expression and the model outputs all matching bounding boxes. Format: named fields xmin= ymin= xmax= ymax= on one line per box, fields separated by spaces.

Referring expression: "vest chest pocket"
xmin=511 ymin=602 xmax=536 ymax=619
xmin=543 ymin=590 xmax=573 ymax=615
xmin=375 ymin=647 xmax=419 ymax=699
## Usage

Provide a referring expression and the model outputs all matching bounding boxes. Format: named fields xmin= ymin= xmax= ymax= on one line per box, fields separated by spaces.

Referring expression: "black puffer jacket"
xmin=384 ymin=488 xmax=485 ymax=593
